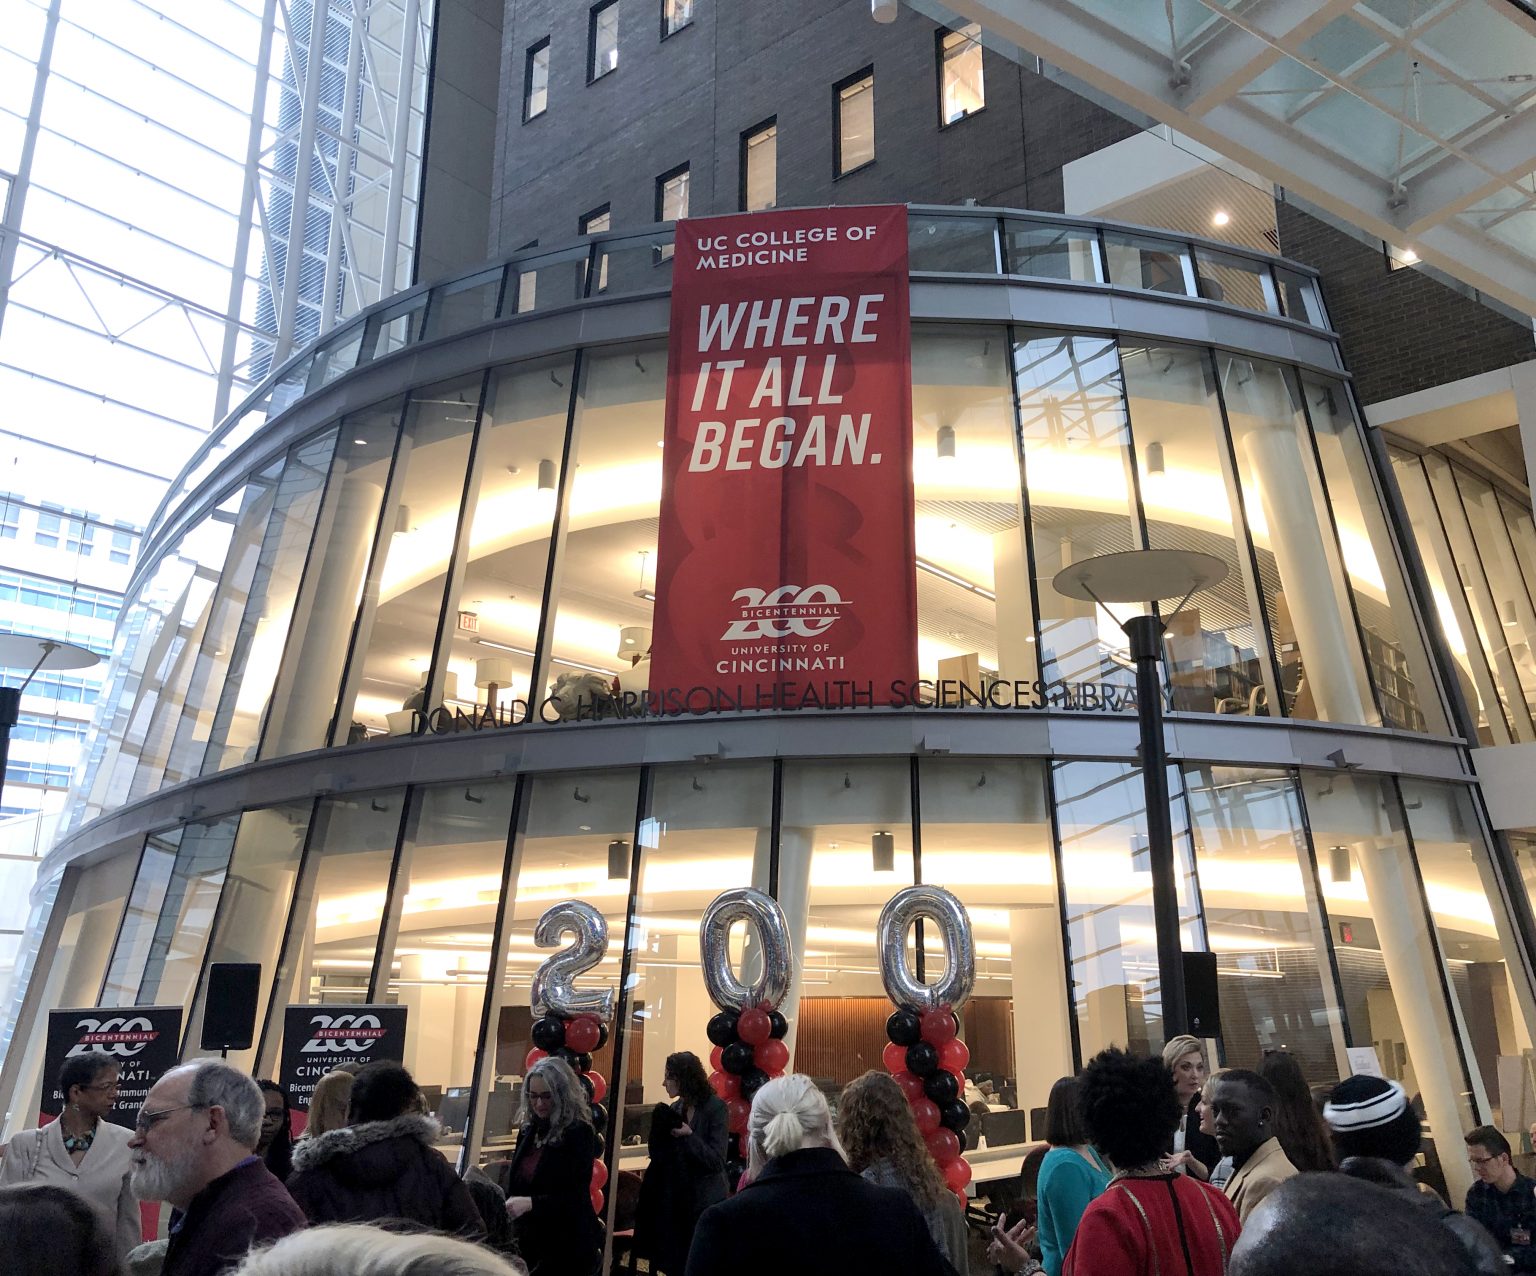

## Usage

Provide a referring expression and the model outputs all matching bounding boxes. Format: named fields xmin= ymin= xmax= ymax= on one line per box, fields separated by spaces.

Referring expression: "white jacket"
xmin=0 ymin=1116 xmax=141 ymax=1259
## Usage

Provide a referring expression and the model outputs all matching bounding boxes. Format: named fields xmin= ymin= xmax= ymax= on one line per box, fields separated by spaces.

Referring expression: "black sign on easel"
xmin=42 ymin=1006 xmax=184 ymax=1129
xmin=278 ymin=1004 xmax=408 ymax=1112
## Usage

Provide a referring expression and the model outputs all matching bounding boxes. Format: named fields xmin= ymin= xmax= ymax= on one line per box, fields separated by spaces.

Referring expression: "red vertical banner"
xmin=651 ymin=206 xmax=916 ymax=711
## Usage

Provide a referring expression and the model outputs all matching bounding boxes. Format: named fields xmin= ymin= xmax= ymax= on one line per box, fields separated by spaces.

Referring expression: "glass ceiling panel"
xmin=1416 ymin=7 xmax=1536 ymax=106
xmin=1300 ymin=16 xmax=1389 ymax=79
xmin=1295 ymin=91 xmax=1411 ymax=174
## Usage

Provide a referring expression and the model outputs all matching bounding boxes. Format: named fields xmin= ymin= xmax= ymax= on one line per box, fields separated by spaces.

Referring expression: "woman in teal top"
xmin=1034 ymin=1076 xmax=1111 ymax=1276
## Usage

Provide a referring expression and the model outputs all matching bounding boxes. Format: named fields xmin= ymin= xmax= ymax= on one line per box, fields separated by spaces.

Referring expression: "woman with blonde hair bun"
xmin=683 ymin=1074 xmax=951 ymax=1276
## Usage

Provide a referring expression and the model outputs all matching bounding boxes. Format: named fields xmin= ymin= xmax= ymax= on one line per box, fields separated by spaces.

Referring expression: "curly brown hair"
xmin=837 ymin=1070 xmax=948 ymax=1212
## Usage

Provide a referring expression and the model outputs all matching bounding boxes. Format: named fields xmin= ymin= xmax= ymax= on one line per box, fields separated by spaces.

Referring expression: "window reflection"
xmin=1122 ymin=345 xmax=1273 ymax=716
xmin=1053 ymin=760 xmax=1201 ymax=1058
xmin=912 ymin=326 xmax=1032 ymax=691
xmin=918 ymin=757 xmax=1060 ymax=1145
xmin=1014 ymin=333 xmax=1139 ymax=697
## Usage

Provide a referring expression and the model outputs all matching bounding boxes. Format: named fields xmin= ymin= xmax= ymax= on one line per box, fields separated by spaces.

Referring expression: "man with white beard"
xmin=129 ymin=1061 xmax=306 ymax=1276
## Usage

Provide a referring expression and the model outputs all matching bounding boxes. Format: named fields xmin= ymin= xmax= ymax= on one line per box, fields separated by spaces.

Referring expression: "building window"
xmin=589 ymin=1 xmax=619 ymax=81
xmin=740 ymin=118 xmax=777 ymax=212
xmin=0 ymin=491 xmax=19 ymax=540
xmin=834 ymin=68 xmax=875 ymax=177
xmin=109 ymin=520 xmax=137 ymax=565
xmin=581 ymin=205 xmax=611 ymax=293
xmin=655 ymin=163 xmax=689 ymax=261
xmin=33 ymin=501 xmax=61 ymax=549
xmin=938 ymin=23 xmax=984 ymax=125
xmin=662 ymin=0 xmax=692 ymax=37
xmin=524 ymin=38 xmax=550 ymax=120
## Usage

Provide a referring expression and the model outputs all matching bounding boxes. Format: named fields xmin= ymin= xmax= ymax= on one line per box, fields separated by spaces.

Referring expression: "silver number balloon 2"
xmin=877 ymin=885 xmax=976 ymax=1013
xmin=531 ymin=900 xmax=615 ymax=1020
xmin=699 ymin=887 xmax=794 ymax=1012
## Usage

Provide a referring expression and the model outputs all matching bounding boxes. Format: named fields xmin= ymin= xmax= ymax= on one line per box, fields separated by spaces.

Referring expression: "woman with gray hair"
xmin=683 ymin=1075 xmax=952 ymax=1276
xmin=502 ymin=1057 xmax=601 ymax=1276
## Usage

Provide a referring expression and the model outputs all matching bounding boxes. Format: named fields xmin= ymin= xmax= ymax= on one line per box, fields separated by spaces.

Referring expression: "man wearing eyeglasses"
xmin=129 ymin=1061 xmax=306 ymax=1276
xmin=1465 ymin=1125 xmax=1536 ymax=1272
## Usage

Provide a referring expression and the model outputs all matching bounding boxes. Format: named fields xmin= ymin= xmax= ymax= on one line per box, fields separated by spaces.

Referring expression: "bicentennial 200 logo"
xmin=298 ymin=1011 xmax=389 ymax=1054
xmin=65 ymin=1015 xmax=160 ymax=1059
xmin=720 ymin=584 xmax=849 ymax=640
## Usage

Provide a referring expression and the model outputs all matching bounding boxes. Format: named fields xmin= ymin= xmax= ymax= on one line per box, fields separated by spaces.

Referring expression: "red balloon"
xmin=587 ymin=1070 xmax=608 ymax=1105
xmin=893 ymin=1071 xmax=925 ymax=1104
xmin=954 ymin=1188 xmax=969 ymax=1211
xmin=926 ymin=1128 xmax=961 ymax=1165
xmin=882 ymin=1041 xmax=907 ymax=1074
xmin=944 ymin=1158 xmax=972 ymax=1192
xmin=738 ymin=1008 xmax=771 ymax=1045
xmin=524 ymin=1047 xmax=548 ymax=1072
xmin=709 ymin=1070 xmax=740 ymax=1100
xmin=726 ymin=1098 xmax=751 ymax=1134
xmin=755 ymin=1038 xmax=789 ymax=1073
xmin=565 ymin=1016 xmax=601 ymax=1053
xmin=911 ymin=1099 xmax=941 ymax=1136
xmin=709 ymin=1044 xmax=724 ymax=1073
xmin=920 ymin=1007 xmax=957 ymax=1045
xmin=591 ymin=1159 xmax=608 ymax=1189
xmin=590 ymin=1187 xmax=605 ymax=1213
xmin=939 ymin=1038 xmax=969 ymax=1075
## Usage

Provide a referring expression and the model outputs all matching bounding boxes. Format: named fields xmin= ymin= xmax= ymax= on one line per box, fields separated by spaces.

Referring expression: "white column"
xmin=1009 ymin=907 xmax=1073 ymax=1115
xmin=1239 ymin=424 xmax=1370 ymax=724
xmin=752 ymin=827 xmax=812 ymax=1061
xmin=994 ymin=528 xmax=1040 ymax=684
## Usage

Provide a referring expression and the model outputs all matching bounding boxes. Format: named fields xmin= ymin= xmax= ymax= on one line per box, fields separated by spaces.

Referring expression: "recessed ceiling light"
xmin=578 ymin=824 xmax=592 ymax=832
xmin=352 ymin=438 xmax=367 ymax=445
xmin=1400 ymin=247 xmax=1419 ymax=263
xmin=1211 ymin=210 xmax=1231 ymax=227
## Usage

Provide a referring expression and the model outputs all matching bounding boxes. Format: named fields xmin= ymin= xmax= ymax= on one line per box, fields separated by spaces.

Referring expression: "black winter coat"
xmin=683 ymin=1147 xmax=953 ymax=1276
xmin=504 ymin=1117 xmax=603 ymax=1276
xmin=635 ymin=1096 xmax=730 ymax=1274
xmin=286 ymin=1113 xmax=484 ymax=1238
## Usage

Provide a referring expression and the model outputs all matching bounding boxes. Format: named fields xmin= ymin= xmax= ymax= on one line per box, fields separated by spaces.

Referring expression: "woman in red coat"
xmin=1064 ymin=1048 xmax=1240 ymax=1276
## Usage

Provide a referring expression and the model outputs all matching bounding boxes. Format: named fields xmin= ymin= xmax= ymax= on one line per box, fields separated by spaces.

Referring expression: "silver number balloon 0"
xmin=876 ymin=885 xmax=976 ymax=1013
xmin=531 ymin=900 xmax=615 ymax=1020
xmin=699 ymin=887 xmax=794 ymax=1013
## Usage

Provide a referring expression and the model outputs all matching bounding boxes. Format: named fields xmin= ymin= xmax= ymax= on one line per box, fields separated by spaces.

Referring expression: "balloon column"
xmin=876 ymin=886 xmax=978 ymax=1205
xmin=698 ymin=889 xmax=796 ymax=1178
xmin=527 ymin=901 xmax=615 ymax=1215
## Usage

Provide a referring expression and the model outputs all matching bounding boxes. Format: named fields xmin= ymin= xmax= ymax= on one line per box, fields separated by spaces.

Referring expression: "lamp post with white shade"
xmin=0 ymin=634 xmax=102 ymax=810
xmin=1052 ymin=548 xmax=1227 ymax=1042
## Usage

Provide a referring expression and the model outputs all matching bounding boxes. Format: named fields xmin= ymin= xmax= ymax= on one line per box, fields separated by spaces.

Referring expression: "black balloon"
xmin=591 ymin=1102 xmax=608 ymax=1130
xmin=885 ymin=1009 xmax=922 ymax=1046
xmin=554 ymin=1046 xmax=582 ymax=1066
xmin=939 ymin=1099 xmax=970 ymax=1133
xmin=739 ymin=1068 xmax=770 ymax=1101
xmin=577 ymin=1072 xmax=595 ymax=1099
xmin=596 ymin=1021 xmax=610 ymax=1049
xmin=594 ymin=1134 xmax=606 ymax=1159
xmin=768 ymin=1010 xmax=788 ymax=1040
xmin=923 ymin=1070 xmax=959 ymax=1105
xmin=906 ymin=1040 xmax=940 ymax=1078
xmin=721 ymin=1041 xmax=756 ymax=1076
xmin=572 ymin=1052 xmax=593 ymax=1074
xmin=707 ymin=1011 xmax=740 ymax=1047
xmin=531 ymin=1015 xmax=566 ymax=1051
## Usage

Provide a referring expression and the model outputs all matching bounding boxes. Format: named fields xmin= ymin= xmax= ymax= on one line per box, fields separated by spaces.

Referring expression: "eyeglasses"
xmin=527 ymin=1089 xmax=554 ymax=1104
xmin=82 ymin=1080 xmax=120 ymax=1092
xmin=1468 ymin=1154 xmax=1500 ymax=1167
xmin=134 ymin=1103 xmax=206 ymax=1135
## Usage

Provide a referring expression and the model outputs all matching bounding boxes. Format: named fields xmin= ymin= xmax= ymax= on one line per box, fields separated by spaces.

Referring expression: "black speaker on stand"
xmin=201 ymin=963 xmax=261 ymax=1056
xmin=1182 ymin=950 xmax=1221 ymax=1039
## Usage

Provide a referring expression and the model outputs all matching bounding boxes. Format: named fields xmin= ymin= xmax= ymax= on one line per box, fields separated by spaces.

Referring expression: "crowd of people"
xmin=3 ymin=1038 xmax=1536 ymax=1276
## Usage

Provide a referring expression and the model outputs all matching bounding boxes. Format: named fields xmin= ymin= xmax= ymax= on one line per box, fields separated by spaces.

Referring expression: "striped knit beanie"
xmin=1323 ymin=1075 xmax=1408 ymax=1133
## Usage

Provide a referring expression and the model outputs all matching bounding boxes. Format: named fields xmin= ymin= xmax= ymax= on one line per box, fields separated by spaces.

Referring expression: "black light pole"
xmin=1054 ymin=550 xmax=1226 ymax=1044
xmin=1123 ymin=611 xmax=1187 ymax=1039
xmin=0 ymin=635 xmax=101 ymax=810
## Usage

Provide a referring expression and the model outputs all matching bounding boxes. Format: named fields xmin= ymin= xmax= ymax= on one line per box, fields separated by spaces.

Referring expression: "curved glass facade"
xmin=6 ymin=209 xmax=1529 ymax=1228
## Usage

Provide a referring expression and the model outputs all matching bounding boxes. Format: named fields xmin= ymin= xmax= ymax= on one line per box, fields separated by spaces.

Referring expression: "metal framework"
xmin=911 ymin=0 xmax=1536 ymax=316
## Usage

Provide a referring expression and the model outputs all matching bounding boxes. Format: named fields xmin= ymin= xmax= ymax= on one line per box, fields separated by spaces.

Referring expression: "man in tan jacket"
xmin=1210 ymin=1069 xmax=1298 ymax=1223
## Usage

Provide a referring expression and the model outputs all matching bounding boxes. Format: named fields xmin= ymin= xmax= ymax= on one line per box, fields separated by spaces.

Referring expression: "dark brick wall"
xmin=489 ymin=0 xmax=1139 ymax=254
xmin=1277 ymin=202 xmax=1534 ymax=405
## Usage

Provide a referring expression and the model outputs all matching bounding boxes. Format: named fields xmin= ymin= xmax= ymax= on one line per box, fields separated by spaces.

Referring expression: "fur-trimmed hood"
xmin=290 ymin=1112 xmax=441 ymax=1175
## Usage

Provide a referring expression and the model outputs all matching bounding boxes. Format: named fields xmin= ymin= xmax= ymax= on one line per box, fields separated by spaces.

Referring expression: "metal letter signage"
xmin=652 ymin=206 xmax=917 ymax=709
